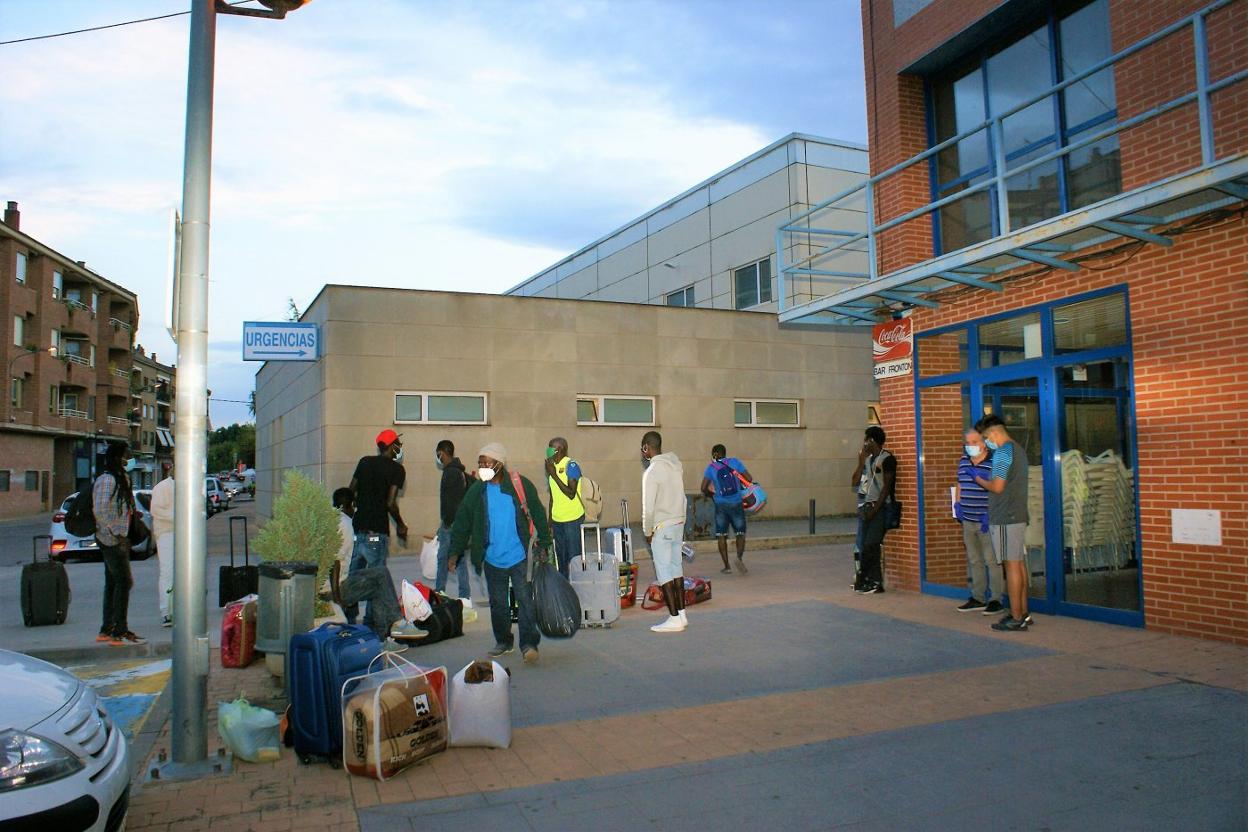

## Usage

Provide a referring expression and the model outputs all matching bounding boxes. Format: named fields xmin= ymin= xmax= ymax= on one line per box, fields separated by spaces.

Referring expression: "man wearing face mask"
xmin=447 ymin=443 xmax=552 ymax=664
xmin=850 ymin=426 xmax=896 ymax=594
xmin=347 ymin=429 xmax=408 ymax=622
xmin=435 ymin=440 xmax=471 ymax=597
xmin=955 ymin=429 xmax=1003 ymax=614
xmin=974 ymin=414 xmax=1031 ymax=631
xmin=544 ymin=437 xmax=584 ymax=578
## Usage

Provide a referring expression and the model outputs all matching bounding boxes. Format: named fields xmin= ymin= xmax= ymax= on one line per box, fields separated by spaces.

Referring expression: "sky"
xmin=0 ymin=0 xmax=867 ymax=426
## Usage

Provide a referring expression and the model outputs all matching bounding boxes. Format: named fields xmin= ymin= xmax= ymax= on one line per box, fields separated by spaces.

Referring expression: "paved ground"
xmin=113 ymin=540 xmax=1246 ymax=832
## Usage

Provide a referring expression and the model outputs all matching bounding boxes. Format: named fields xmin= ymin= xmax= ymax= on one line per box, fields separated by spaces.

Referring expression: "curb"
xmin=24 ymin=641 xmax=173 ymax=665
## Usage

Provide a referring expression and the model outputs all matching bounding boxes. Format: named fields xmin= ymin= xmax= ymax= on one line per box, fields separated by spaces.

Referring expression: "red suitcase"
xmin=221 ymin=595 xmax=257 ymax=668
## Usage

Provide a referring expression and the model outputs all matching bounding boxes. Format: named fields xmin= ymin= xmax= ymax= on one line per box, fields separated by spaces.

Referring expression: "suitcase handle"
xmin=32 ymin=534 xmax=53 ymax=563
xmin=619 ymin=497 xmax=628 ymax=528
xmin=229 ymin=515 xmax=249 ymax=567
xmin=578 ymin=523 xmax=604 ymax=567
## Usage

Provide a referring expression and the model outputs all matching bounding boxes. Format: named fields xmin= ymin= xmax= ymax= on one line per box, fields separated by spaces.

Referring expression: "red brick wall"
xmin=0 ymin=432 xmax=54 ymax=518
xmin=878 ymin=215 xmax=1248 ymax=645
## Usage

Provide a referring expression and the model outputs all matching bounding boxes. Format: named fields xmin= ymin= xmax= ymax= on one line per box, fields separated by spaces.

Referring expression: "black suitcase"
xmin=218 ymin=515 xmax=259 ymax=607
xmin=22 ymin=535 xmax=70 ymax=626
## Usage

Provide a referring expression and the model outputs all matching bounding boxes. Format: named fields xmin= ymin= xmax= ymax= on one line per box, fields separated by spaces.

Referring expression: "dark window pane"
xmin=758 ymin=258 xmax=772 ymax=304
xmin=756 ymin=401 xmax=798 ymax=425
xmin=1053 ymin=293 xmax=1127 ymax=352
xmin=577 ymin=399 xmax=598 ymax=423
xmin=1060 ymin=0 xmax=1115 ymax=130
xmin=428 ymin=395 xmax=485 ymax=423
xmin=1066 ymin=134 xmax=1121 ymax=208
xmin=734 ymin=401 xmax=751 ymax=425
xmin=603 ymin=398 xmax=653 ymax=424
xmin=25 ymin=470 xmax=38 ymax=490
xmin=734 ymin=264 xmax=758 ymax=309
xmin=935 ymin=68 xmax=990 ymax=181
xmin=987 ymin=28 xmax=1056 ymax=154
xmin=395 ymin=395 xmax=421 ymax=422
xmin=938 ymin=186 xmax=993 ymax=252
xmin=1005 ymin=146 xmax=1061 ymax=231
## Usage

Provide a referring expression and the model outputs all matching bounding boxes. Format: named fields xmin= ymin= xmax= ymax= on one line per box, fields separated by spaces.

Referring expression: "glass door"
xmin=981 ymin=376 xmax=1050 ymax=610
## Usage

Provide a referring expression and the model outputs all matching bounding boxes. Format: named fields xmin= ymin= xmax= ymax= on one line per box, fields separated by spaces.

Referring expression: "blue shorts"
xmin=714 ymin=501 xmax=746 ymax=537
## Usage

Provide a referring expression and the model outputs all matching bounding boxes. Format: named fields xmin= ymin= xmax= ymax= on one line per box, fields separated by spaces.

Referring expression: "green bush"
xmin=253 ymin=469 xmax=341 ymax=617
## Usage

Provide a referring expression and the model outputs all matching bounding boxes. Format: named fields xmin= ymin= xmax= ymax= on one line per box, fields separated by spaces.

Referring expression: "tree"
xmin=208 ymin=423 xmax=256 ymax=472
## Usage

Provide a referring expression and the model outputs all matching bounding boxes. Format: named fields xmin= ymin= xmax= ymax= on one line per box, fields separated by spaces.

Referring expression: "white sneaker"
xmin=677 ymin=610 xmax=688 ymax=626
xmin=382 ymin=638 xmax=409 ymax=654
xmin=650 ymin=615 xmax=686 ymax=633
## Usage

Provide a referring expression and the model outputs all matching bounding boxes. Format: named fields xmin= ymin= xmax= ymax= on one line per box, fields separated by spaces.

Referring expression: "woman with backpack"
xmin=94 ymin=441 xmax=146 ymax=646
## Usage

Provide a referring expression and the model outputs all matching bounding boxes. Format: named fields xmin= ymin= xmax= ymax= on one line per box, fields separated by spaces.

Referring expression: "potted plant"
xmin=252 ymin=469 xmax=344 ymax=622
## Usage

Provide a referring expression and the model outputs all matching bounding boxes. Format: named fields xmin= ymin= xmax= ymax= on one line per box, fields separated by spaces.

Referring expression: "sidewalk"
xmin=124 ymin=541 xmax=1247 ymax=832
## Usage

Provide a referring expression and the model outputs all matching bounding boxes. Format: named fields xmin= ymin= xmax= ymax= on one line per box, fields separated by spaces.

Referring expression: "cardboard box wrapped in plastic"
xmin=341 ymin=653 xmax=448 ymax=780
xmin=449 ymin=659 xmax=511 ymax=748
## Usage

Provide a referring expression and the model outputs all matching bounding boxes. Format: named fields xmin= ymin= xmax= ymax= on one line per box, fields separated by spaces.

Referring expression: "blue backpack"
xmin=713 ymin=461 xmax=741 ymax=499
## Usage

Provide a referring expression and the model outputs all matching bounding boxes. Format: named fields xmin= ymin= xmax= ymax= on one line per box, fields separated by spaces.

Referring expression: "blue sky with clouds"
xmin=0 ymin=0 xmax=866 ymax=426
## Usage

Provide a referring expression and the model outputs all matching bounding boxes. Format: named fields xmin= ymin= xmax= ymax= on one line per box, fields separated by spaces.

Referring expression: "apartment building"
xmin=778 ymin=0 xmax=1247 ymax=644
xmin=132 ymin=345 xmax=176 ymax=488
xmin=1 ymin=201 xmax=141 ymax=518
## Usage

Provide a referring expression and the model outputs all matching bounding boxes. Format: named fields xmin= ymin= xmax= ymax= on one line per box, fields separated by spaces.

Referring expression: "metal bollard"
xmin=809 ymin=499 xmax=816 ymax=535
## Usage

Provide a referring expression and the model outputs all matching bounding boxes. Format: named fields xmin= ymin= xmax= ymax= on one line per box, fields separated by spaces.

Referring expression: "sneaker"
xmin=650 ymin=615 xmax=687 ymax=633
xmin=981 ymin=600 xmax=1004 ymax=615
xmin=382 ymin=638 xmax=409 ymax=654
xmin=522 ymin=647 xmax=540 ymax=664
xmin=957 ymin=598 xmax=987 ymax=612
xmin=96 ymin=632 xmax=111 ymax=643
xmin=720 ymin=567 xmax=733 ymax=574
xmin=856 ymin=581 xmax=884 ymax=594
xmin=991 ymin=615 xmax=1029 ymax=632
xmin=488 ymin=643 xmax=515 ymax=658
xmin=390 ymin=620 xmax=427 ymax=642
xmin=735 ymin=556 xmax=748 ymax=575
xmin=161 ymin=616 xmax=173 ymax=628
xmin=109 ymin=631 xmax=146 ymax=646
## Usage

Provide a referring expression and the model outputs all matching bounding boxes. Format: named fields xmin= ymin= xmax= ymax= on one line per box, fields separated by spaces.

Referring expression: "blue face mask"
xmin=985 ymin=438 xmax=1000 ymax=451
xmin=965 ymin=444 xmax=981 ymax=457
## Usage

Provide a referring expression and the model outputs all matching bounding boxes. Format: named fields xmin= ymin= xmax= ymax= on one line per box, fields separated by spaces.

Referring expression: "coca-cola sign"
xmin=872 ymin=319 xmax=913 ymax=362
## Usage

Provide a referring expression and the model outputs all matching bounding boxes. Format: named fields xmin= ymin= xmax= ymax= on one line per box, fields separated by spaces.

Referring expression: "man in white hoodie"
xmin=640 ymin=431 xmax=688 ymax=633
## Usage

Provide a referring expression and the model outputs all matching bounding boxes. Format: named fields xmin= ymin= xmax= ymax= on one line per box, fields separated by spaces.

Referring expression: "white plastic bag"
xmin=448 ymin=659 xmax=511 ymax=748
xmin=419 ymin=536 xmax=439 ymax=581
xmin=217 ymin=695 xmax=281 ymax=763
xmin=401 ymin=579 xmax=433 ymax=622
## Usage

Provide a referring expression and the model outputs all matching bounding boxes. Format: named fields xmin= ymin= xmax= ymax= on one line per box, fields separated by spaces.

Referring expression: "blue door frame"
xmin=913 ymin=285 xmax=1144 ymax=628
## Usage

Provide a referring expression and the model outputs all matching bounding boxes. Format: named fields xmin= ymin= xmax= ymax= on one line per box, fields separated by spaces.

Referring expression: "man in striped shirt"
xmin=954 ymin=429 xmax=1003 ymax=614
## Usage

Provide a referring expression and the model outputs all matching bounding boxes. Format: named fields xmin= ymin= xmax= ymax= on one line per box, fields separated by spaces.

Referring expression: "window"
xmin=666 ymin=286 xmax=695 ymax=307
xmin=15 ymin=253 xmax=26 ymax=284
xmin=733 ymin=259 xmax=772 ymax=309
xmin=867 ymin=404 xmax=882 ymax=426
xmin=12 ymin=315 xmax=22 ymax=347
xmin=49 ymin=386 xmax=58 ymax=415
xmin=928 ymin=0 xmax=1118 ymax=253
xmin=577 ymin=395 xmax=656 ymax=426
xmin=50 ymin=329 xmax=59 ymax=356
xmin=52 ymin=271 xmax=63 ymax=299
xmin=394 ymin=391 xmax=488 ymax=425
xmin=0 ymin=472 xmax=9 ymax=491
xmin=91 ymin=292 xmax=99 ymax=313
xmin=89 ymin=344 xmax=96 ymax=368
xmin=734 ymin=399 xmax=800 ymax=427
xmin=11 ymin=377 xmax=23 ymax=409
xmin=24 ymin=471 xmax=37 ymax=491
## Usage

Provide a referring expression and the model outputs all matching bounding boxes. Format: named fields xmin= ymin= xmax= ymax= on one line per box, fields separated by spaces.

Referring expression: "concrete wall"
xmin=256 ymin=287 xmax=877 ymax=539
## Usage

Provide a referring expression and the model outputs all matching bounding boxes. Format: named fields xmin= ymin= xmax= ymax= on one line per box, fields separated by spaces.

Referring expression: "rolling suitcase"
xmin=221 ymin=594 xmax=258 ymax=668
xmin=569 ymin=523 xmax=620 ymax=627
xmin=22 ymin=534 xmax=70 ymax=627
xmin=605 ymin=498 xmax=640 ymax=607
xmin=218 ymin=515 xmax=258 ymax=607
xmin=289 ymin=622 xmax=382 ymax=766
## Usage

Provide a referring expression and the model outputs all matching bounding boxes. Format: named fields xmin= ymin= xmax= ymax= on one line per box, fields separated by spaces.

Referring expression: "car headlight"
xmin=0 ymin=730 xmax=84 ymax=792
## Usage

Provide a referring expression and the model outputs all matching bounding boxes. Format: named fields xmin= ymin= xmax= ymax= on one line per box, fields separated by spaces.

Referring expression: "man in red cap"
xmin=346 ymin=429 xmax=408 ymax=622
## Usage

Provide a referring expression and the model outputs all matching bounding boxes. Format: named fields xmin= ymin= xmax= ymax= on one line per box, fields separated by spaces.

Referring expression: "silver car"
xmin=0 ymin=649 xmax=131 ymax=831
xmin=48 ymin=492 xmax=155 ymax=562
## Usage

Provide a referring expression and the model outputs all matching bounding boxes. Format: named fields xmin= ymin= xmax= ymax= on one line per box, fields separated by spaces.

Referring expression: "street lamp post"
xmin=168 ymin=0 xmax=309 ymax=772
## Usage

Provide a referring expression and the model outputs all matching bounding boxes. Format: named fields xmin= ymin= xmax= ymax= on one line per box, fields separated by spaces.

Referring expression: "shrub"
xmin=253 ymin=469 xmax=341 ymax=617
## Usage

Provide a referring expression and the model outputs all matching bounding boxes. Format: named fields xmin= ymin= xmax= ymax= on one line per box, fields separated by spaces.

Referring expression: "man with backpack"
xmin=435 ymin=439 xmax=471 ymax=597
xmin=93 ymin=441 xmax=146 ymax=645
xmin=850 ymin=426 xmax=897 ymax=595
xmin=544 ymin=437 xmax=584 ymax=578
xmin=701 ymin=444 xmax=754 ymax=575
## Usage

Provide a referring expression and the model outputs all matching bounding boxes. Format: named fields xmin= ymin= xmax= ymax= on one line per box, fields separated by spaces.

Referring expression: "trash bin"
xmin=256 ymin=561 xmax=317 ymax=692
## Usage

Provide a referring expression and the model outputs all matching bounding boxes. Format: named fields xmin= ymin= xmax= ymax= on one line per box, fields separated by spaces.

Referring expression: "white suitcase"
xmin=568 ymin=523 xmax=620 ymax=628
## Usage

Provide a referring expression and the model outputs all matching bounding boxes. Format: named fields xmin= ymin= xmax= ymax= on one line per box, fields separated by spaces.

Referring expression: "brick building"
xmin=777 ymin=1 xmax=1246 ymax=643
xmin=1 ymin=201 xmax=142 ymax=519
xmin=132 ymin=345 xmax=176 ymax=489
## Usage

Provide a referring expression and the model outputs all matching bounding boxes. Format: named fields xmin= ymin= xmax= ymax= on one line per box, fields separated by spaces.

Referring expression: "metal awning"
xmin=157 ymin=429 xmax=174 ymax=448
xmin=776 ymin=0 xmax=1247 ymax=328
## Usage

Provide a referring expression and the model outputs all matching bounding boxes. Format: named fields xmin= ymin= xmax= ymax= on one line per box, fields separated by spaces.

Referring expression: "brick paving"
xmin=125 ymin=543 xmax=1248 ymax=831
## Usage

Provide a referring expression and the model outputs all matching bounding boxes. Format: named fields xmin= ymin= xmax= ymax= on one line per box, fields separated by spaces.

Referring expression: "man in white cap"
xmin=447 ymin=442 xmax=552 ymax=664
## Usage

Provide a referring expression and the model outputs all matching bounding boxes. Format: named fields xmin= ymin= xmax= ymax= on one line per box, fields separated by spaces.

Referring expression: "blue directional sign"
xmin=242 ymin=321 xmax=319 ymax=362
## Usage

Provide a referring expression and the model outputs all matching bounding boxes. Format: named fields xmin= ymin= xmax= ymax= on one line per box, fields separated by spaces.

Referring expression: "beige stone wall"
xmin=256 ymin=287 xmax=876 ymax=540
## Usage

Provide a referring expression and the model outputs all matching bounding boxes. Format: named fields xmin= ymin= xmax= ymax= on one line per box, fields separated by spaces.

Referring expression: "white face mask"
xmin=393 ymin=447 xmax=404 ymax=462
xmin=478 ymin=466 xmax=496 ymax=482
xmin=965 ymin=444 xmax=981 ymax=457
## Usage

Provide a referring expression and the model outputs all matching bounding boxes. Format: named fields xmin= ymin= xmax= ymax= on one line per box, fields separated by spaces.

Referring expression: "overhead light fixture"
xmin=662 ymin=263 xmax=677 ymax=269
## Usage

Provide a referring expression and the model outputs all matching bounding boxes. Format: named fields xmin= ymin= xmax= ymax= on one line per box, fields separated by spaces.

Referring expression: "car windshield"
xmin=137 ymin=494 xmax=152 ymax=510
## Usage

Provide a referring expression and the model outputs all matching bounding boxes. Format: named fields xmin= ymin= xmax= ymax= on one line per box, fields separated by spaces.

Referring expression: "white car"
xmin=49 ymin=492 xmax=155 ymax=562
xmin=0 ymin=649 xmax=131 ymax=831
xmin=206 ymin=477 xmax=232 ymax=515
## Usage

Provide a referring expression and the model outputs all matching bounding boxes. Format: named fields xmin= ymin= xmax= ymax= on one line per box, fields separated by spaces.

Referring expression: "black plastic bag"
xmin=531 ymin=558 xmax=581 ymax=639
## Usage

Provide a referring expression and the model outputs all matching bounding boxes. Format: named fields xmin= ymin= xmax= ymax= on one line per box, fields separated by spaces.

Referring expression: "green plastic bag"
xmin=217 ymin=695 xmax=281 ymax=763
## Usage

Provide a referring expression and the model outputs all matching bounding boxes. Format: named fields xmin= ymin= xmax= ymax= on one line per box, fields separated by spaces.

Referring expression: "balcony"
xmin=776 ymin=0 xmax=1247 ymax=327
xmin=63 ymin=352 xmax=91 ymax=367
xmin=107 ymin=415 xmax=129 ymax=426
xmin=108 ymin=317 xmax=132 ymax=331
xmin=58 ymin=405 xmax=88 ymax=420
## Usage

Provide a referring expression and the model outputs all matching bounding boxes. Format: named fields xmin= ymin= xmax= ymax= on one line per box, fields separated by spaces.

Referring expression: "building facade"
xmin=2 ymin=201 xmax=142 ymax=518
xmin=779 ymin=0 xmax=1247 ymax=644
xmin=132 ymin=345 xmax=176 ymax=489
xmin=507 ymin=134 xmax=870 ymax=313
xmin=255 ymin=286 xmax=876 ymax=535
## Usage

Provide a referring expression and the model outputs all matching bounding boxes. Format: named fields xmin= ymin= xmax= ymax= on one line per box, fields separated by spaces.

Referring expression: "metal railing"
xmin=111 ymin=366 xmax=130 ymax=379
xmin=63 ymin=353 xmax=91 ymax=367
xmin=66 ymin=298 xmax=92 ymax=314
xmin=107 ymin=415 xmax=129 ymax=425
xmin=58 ymin=406 xmax=88 ymax=419
xmin=776 ymin=0 xmax=1246 ymax=312
xmin=109 ymin=317 xmax=133 ymax=331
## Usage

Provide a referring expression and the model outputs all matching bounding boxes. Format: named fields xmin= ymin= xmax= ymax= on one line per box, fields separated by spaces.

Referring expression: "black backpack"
xmin=64 ymin=486 xmax=97 ymax=538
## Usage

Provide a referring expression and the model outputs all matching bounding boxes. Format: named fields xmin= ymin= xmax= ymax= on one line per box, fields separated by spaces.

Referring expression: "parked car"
xmin=49 ymin=491 xmax=155 ymax=562
xmin=0 ymin=649 xmax=131 ymax=832
xmin=206 ymin=477 xmax=232 ymax=515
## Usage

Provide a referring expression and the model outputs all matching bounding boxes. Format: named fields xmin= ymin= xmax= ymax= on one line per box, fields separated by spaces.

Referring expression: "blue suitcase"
xmin=289 ymin=622 xmax=383 ymax=766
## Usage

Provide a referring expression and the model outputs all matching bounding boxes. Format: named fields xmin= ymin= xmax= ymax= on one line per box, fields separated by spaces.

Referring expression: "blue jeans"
xmin=714 ymin=501 xmax=747 ymax=537
xmin=339 ymin=565 xmax=400 ymax=639
xmin=550 ymin=517 xmax=584 ymax=578
xmin=483 ymin=560 xmax=539 ymax=652
xmin=435 ymin=524 xmax=470 ymax=597
xmin=346 ymin=532 xmax=389 ymax=622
